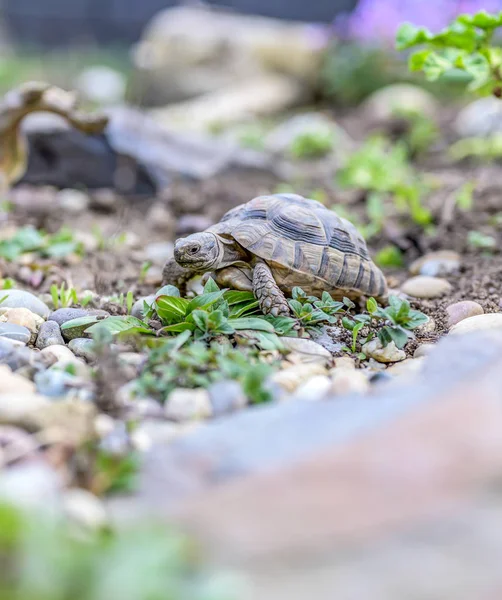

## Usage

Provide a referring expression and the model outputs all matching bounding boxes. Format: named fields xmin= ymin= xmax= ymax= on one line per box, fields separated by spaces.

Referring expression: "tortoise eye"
xmin=189 ymin=245 xmax=200 ymax=254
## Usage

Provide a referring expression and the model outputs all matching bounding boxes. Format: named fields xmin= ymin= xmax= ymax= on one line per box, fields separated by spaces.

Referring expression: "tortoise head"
xmin=173 ymin=233 xmax=221 ymax=271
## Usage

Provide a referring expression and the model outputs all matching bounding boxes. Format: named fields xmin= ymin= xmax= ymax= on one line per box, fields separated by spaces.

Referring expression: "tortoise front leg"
xmin=252 ymin=261 xmax=290 ymax=317
xmin=162 ymin=258 xmax=195 ymax=295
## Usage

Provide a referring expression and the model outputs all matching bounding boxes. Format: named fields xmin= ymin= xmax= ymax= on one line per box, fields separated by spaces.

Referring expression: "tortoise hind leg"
xmin=252 ymin=261 xmax=290 ymax=317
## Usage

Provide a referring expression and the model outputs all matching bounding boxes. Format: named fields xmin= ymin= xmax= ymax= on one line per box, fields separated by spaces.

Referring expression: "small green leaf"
xmin=423 ymin=52 xmax=455 ymax=81
xmin=366 ymin=297 xmax=378 ymax=314
xmin=342 ymin=316 xmax=355 ymax=331
xmin=155 ymin=295 xmax=190 ymax=323
xmin=155 ymin=284 xmax=180 ymax=298
xmin=186 ymin=290 xmax=226 ymax=312
xmin=385 ymin=326 xmax=410 ymax=349
xmin=203 ymin=277 xmax=220 ymax=293
xmin=189 ymin=310 xmax=209 ymax=331
xmin=61 ymin=315 xmax=101 ymax=331
xmin=408 ymin=49 xmax=432 ymax=71
xmin=395 ymin=23 xmax=431 ymax=50
xmin=229 ymin=317 xmax=275 ymax=332
xmin=86 ymin=316 xmax=152 ymax=336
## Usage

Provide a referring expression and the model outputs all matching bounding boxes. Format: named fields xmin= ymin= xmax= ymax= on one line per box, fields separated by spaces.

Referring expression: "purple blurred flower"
xmin=338 ymin=0 xmax=502 ymax=44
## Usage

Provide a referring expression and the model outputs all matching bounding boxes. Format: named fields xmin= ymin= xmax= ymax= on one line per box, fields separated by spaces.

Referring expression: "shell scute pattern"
xmin=215 ymin=194 xmax=387 ymax=299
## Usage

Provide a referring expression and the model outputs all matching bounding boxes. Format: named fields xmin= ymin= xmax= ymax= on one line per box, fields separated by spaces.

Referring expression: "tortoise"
xmin=162 ymin=193 xmax=388 ymax=317
xmin=0 ymin=81 xmax=108 ymax=190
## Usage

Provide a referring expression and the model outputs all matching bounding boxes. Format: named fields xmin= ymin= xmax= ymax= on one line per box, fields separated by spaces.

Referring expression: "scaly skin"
xmin=252 ymin=260 xmax=290 ymax=317
xmin=162 ymin=257 xmax=195 ymax=295
xmin=0 ymin=81 xmax=108 ymax=189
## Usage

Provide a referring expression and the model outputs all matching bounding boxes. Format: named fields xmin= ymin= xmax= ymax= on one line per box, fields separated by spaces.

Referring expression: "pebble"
xmin=0 ymin=462 xmax=62 ymax=511
xmin=401 ymin=276 xmax=452 ymax=299
xmin=135 ymin=420 xmax=182 ymax=445
xmin=165 ymin=388 xmax=213 ymax=422
xmin=73 ymin=231 xmax=99 ymax=253
xmin=0 ymin=307 xmax=44 ymax=332
xmin=386 ymin=357 xmax=425 ymax=377
xmin=270 ymin=363 xmax=328 ymax=393
xmin=208 ymin=380 xmax=248 ymax=416
xmin=0 ymin=290 xmax=50 ymax=318
xmin=36 ymin=321 xmax=65 ymax=349
xmin=56 ymin=189 xmax=90 ymax=214
xmin=68 ymin=338 xmax=96 ymax=361
xmin=76 ymin=65 xmax=126 ymax=105
xmin=280 ymin=337 xmax=332 ymax=366
xmin=0 ymin=425 xmax=38 ymax=466
xmin=131 ymin=295 xmax=155 ymax=320
xmin=49 ymin=308 xmax=109 ymax=326
xmin=146 ymin=202 xmax=175 ymax=233
xmin=454 ymin=96 xmax=502 ymax=137
xmin=0 ymin=364 xmax=36 ymax=394
xmin=333 ymin=356 xmax=356 ymax=370
xmin=0 ymin=323 xmax=31 ymax=344
xmin=144 ymin=242 xmax=175 ymax=265
xmin=414 ymin=343 xmax=436 ymax=358
xmin=176 ymin=214 xmax=214 ymax=235
xmin=329 ymin=369 xmax=370 ymax=396
xmin=449 ymin=313 xmax=502 ymax=335
xmin=416 ymin=316 xmax=435 ymax=334
xmin=409 ymin=250 xmax=461 ymax=277
xmin=41 ymin=345 xmax=77 ymax=363
xmin=34 ymin=370 xmax=78 ymax=397
xmin=292 ymin=375 xmax=332 ymax=401
xmin=362 ymin=339 xmax=406 ymax=363
xmin=446 ymin=301 xmax=484 ymax=328
xmin=363 ymin=84 xmax=438 ymax=122
xmin=90 ymin=189 xmax=120 ymax=211
xmin=0 ymin=392 xmax=48 ymax=425
xmin=63 ymin=488 xmax=107 ymax=530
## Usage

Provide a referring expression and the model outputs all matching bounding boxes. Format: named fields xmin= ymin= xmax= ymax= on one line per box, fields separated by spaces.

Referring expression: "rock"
xmin=0 ymin=340 xmax=48 ymax=372
xmin=0 ymin=462 xmax=62 ymax=510
xmin=362 ymin=339 xmax=406 ymax=364
xmin=135 ymin=420 xmax=182 ymax=445
xmin=0 ymin=307 xmax=44 ymax=332
xmin=208 ymin=380 xmax=248 ymax=417
xmin=309 ymin=326 xmax=344 ymax=354
xmin=165 ymin=388 xmax=213 ymax=422
xmin=292 ymin=375 xmax=331 ymax=401
xmin=409 ymin=250 xmax=461 ymax=277
xmin=265 ymin=113 xmax=354 ymax=157
xmin=455 ymin=96 xmax=502 ymax=138
xmin=363 ymin=84 xmax=438 ymax=122
xmin=270 ymin=363 xmax=328 ymax=393
xmin=416 ymin=316 xmax=435 ymax=334
xmin=0 ymin=425 xmax=38 ymax=466
xmin=449 ymin=313 xmax=502 ymax=336
xmin=144 ymin=241 xmax=175 ymax=265
xmin=176 ymin=214 xmax=214 ymax=236
xmin=49 ymin=308 xmax=109 ymax=326
xmin=386 ymin=357 xmax=425 ymax=377
xmin=131 ymin=295 xmax=155 ymax=320
xmin=40 ymin=345 xmax=77 ymax=363
xmin=63 ymin=488 xmax=108 ymax=530
xmin=446 ymin=301 xmax=484 ymax=328
xmin=36 ymin=320 xmax=65 ymax=349
xmin=329 ymin=369 xmax=370 ymax=396
xmin=414 ymin=343 xmax=436 ymax=358
xmin=0 ymin=392 xmax=48 ymax=425
xmin=68 ymin=338 xmax=96 ymax=361
xmin=0 ymin=323 xmax=31 ymax=344
xmin=0 ymin=289 xmax=50 ymax=318
xmin=56 ymin=188 xmax=90 ymax=214
xmin=333 ymin=356 xmax=356 ymax=370
xmin=30 ymin=400 xmax=96 ymax=446
xmin=401 ymin=276 xmax=452 ymax=299
xmin=280 ymin=337 xmax=332 ymax=366
xmin=34 ymin=369 xmax=78 ymax=397
xmin=146 ymin=202 xmax=175 ymax=233
xmin=75 ymin=65 xmax=126 ymax=105
xmin=0 ymin=364 xmax=36 ymax=393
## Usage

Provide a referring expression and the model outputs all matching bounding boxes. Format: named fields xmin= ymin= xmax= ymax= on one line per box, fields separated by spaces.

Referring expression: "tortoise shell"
xmin=210 ymin=193 xmax=387 ymax=300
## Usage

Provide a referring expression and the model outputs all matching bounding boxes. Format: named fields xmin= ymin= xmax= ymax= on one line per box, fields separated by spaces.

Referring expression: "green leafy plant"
xmin=287 ymin=287 xmax=345 ymax=330
xmin=374 ymin=245 xmax=405 ymax=268
xmin=449 ymin=134 xmax=502 ymax=161
xmin=395 ymin=109 xmax=439 ymax=155
xmin=50 ymin=282 xmax=78 ymax=309
xmin=467 ymin=229 xmax=496 ymax=250
xmin=289 ymin=129 xmax=334 ymax=159
xmin=135 ymin=329 xmax=275 ymax=404
xmin=397 ymin=10 xmax=502 ymax=96
xmin=0 ymin=277 xmax=15 ymax=290
xmin=139 ymin=260 xmax=152 ymax=284
xmin=0 ymin=501 xmax=238 ymax=600
xmin=336 ymin=136 xmax=433 ymax=227
xmin=0 ymin=226 xmax=82 ymax=261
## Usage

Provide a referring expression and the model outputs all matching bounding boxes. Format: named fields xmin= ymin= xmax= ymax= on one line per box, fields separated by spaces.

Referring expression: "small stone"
xmin=0 ymin=290 xmax=50 ymax=318
xmin=363 ymin=84 xmax=438 ymax=122
xmin=68 ymin=338 xmax=96 ymax=361
xmin=414 ymin=343 xmax=436 ymax=358
xmin=446 ymin=301 xmax=484 ymax=328
xmin=0 ymin=462 xmax=62 ymax=510
xmin=49 ymin=308 xmax=109 ymax=326
xmin=208 ymin=380 xmax=247 ymax=416
xmin=76 ymin=65 xmax=126 ymax=105
xmin=0 ymin=307 xmax=44 ymax=333
xmin=165 ymin=388 xmax=212 ymax=422
xmin=362 ymin=339 xmax=406 ymax=363
xmin=144 ymin=241 xmax=175 ymax=266
xmin=0 ymin=364 xmax=36 ymax=393
xmin=34 ymin=369 xmax=77 ymax=397
xmin=329 ymin=369 xmax=370 ymax=396
xmin=135 ymin=420 xmax=182 ymax=445
xmin=146 ymin=202 xmax=175 ymax=233
xmin=280 ymin=337 xmax=332 ymax=366
xmin=0 ymin=392 xmax=48 ymax=425
xmin=30 ymin=400 xmax=96 ymax=446
xmin=449 ymin=313 xmax=502 ymax=336
xmin=409 ymin=250 xmax=461 ymax=277
xmin=63 ymin=488 xmax=107 ymax=530
xmin=0 ymin=425 xmax=38 ymax=466
xmin=90 ymin=188 xmax=120 ymax=211
xmin=56 ymin=189 xmax=90 ymax=214
xmin=40 ymin=345 xmax=77 ymax=363
xmin=36 ymin=321 xmax=65 ymax=349
xmin=131 ymin=295 xmax=155 ymax=320
xmin=0 ymin=323 xmax=31 ymax=344
xmin=386 ymin=357 xmax=425 ymax=377
xmin=455 ymin=96 xmax=502 ymax=138
xmin=270 ymin=363 xmax=328 ymax=393
xmin=333 ymin=356 xmax=356 ymax=370
xmin=292 ymin=375 xmax=332 ymax=401
xmin=73 ymin=231 xmax=99 ymax=253
xmin=401 ymin=276 xmax=452 ymax=299
xmin=416 ymin=316 xmax=435 ymax=334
